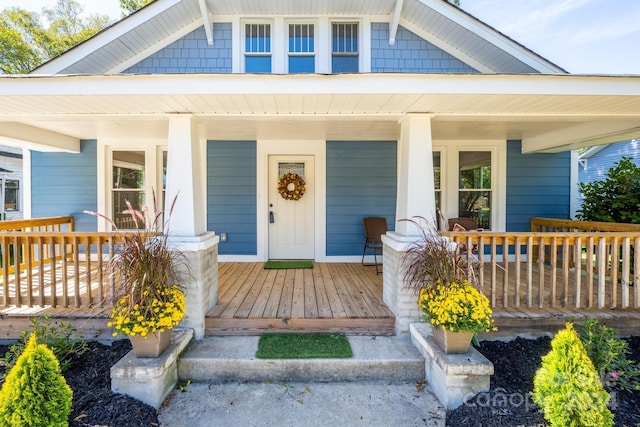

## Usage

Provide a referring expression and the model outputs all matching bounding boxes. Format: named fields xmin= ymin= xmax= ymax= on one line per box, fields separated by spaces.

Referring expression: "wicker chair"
xmin=361 ymin=217 xmax=388 ymax=275
xmin=447 ymin=217 xmax=481 ymax=254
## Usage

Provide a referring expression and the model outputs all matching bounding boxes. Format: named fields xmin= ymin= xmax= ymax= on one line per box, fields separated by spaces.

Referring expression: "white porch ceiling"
xmin=0 ymin=73 xmax=639 ymax=153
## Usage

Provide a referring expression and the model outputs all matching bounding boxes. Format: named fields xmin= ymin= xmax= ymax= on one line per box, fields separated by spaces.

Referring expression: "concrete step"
xmin=178 ymin=335 xmax=425 ymax=383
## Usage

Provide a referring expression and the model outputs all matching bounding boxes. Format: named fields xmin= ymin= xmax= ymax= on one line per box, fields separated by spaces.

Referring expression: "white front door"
xmin=268 ymin=156 xmax=315 ymax=259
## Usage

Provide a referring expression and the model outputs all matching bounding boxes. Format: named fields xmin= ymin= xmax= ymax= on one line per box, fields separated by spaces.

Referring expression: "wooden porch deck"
xmin=206 ymin=262 xmax=396 ymax=335
xmin=0 ymin=260 xmax=638 ymax=339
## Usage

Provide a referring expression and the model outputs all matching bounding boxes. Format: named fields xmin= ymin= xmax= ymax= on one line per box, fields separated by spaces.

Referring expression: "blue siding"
xmin=579 ymin=140 xmax=640 ymax=185
xmin=31 ymin=140 xmax=97 ymax=231
xmin=506 ymin=140 xmax=571 ymax=232
xmin=371 ymin=23 xmax=477 ymax=73
xmin=207 ymin=141 xmax=257 ymax=255
xmin=326 ymin=141 xmax=397 ymax=256
xmin=124 ymin=24 xmax=232 ymax=74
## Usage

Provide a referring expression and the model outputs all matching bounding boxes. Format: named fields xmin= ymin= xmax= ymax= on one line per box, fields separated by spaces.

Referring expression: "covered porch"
xmin=1 ymin=216 xmax=639 ymax=338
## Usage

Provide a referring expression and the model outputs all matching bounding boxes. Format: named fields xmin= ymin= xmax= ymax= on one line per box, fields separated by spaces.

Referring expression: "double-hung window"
xmin=288 ymin=23 xmax=315 ymax=73
xmin=458 ymin=151 xmax=492 ymax=229
xmin=112 ymin=151 xmax=145 ymax=230
xmin=245 ymin=23 xmax=271 ymax=73
xmin=332 ymin=22 xmax=358 ymax=73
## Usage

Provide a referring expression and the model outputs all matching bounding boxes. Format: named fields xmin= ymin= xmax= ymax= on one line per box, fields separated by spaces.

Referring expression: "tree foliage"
xmin=120 ymin=0 xmax=156 ymax=16
xmin=577 ymin=157 xmax=640 ymax=224
xmin=0 ymin=0 xmax=110 ymax=74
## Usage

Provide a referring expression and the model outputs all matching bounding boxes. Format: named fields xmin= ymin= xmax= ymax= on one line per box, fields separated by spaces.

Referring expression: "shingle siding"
xmin=31 ymin=140 xmax=97 ymax=231
xmin=506 ymin=140 xmax=571 ymax=232
xmin=371 ymin=23 xmax=477 ymax=73
xmin=206 ymin=141 xmax=257 ymax=255
xmin=326 ymin=141 xmax=397 ymax=256
xmin=124 ymin=24 xmax=232 ymax=74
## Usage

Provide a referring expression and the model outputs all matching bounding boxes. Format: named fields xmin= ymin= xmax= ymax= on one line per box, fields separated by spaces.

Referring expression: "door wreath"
xmin=278 ymin=173 xmax=306 ymax=201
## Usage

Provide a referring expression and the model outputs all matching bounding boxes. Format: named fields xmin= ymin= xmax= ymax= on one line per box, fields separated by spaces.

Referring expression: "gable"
xmin=32 ymin=0 xmax=564 ymax=76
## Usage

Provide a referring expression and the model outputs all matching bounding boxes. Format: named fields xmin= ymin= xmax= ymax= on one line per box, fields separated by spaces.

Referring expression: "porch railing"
xmin=0 ymin=232 xmax=122 ymax=309
xmin=0 ymin=216 xmax=76 ymax=275
xmin=444 ymin=231 xmax=640 ymax=310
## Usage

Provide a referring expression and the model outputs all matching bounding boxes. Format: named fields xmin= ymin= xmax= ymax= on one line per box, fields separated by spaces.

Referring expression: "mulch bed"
xmin=0 ymin=334 xmax=637 ymax=426
xmin=447 ymin=335 xmax=640 ymax=427
xmin=0 ymin=340 xmax=158 ymax=427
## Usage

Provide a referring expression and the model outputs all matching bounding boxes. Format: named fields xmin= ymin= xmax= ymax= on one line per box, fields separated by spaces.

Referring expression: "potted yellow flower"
xmin=402 ymin=216 xmax=495 ymax=353
xmin=88 ymin=194 xmax=187 ymax=357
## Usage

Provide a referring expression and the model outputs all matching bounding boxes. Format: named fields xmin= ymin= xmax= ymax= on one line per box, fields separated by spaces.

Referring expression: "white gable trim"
xmin=198 ymin=0 xmax=213 ymax=45
xmin=35 ymin=0 xmax=184 ymax=75
xmin=389 ymin=0 xmax=405 ymax=45
xmin=398 ymin=18 xmax=493 ymax=74
xmin=107 ymin=19 xmax=204 ymax=74
xmin=418 ymin=0 xmax=564 ymax=74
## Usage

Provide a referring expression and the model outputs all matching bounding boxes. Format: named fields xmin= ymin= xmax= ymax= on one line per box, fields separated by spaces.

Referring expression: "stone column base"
xmin=169 ymin=232 xmax=219 ymax=340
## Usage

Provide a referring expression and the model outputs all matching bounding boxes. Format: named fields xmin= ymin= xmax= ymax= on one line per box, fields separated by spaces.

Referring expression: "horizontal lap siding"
xmin=207 ymin=141 xmax=257 ymax=255
xmin=506 ymin=140 xmax=571 ymax=232
xmin=31 ymin=140 xmax=97 ymax=231
xmin=326 ymin=141 xmax=397 ymax=256
xmin=370 ymin=23 xmax=477 ymax=73
xmin=578 ymin=140 xmax=640 ymax=185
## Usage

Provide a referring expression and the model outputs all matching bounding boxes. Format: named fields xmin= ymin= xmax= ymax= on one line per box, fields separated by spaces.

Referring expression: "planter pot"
xmin=432 ymin=326 xmax=473 ymax=354
xmin=129 ymin=330 xmax=172 ymax=358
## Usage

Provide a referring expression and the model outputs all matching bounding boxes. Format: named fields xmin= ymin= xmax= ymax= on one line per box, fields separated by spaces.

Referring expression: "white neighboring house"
xmin=0 ymin=146 xmax=23 ymax=220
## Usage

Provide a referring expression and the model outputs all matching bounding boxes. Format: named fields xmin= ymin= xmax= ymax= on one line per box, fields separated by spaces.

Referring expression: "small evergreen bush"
xmin=0 ymin=333 xmax=73 ymax=427
xmin=578 ymin=319 xmax=640 ymax=391
xmin=577 ymin=156 xmax=640 ymax=224
xmin=532 ymin=323 xmax=613 ymax=427
xmin=1 ymin=315 xmax=86 ymax=374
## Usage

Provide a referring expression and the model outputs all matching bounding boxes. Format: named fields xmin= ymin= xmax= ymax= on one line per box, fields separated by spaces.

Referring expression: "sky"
xmin=0 ymin=0 xmax=638 ymax=74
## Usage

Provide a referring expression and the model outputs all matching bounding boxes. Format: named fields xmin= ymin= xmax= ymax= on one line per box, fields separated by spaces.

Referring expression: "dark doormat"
xmin=256 ymin=333 xmax=353 ymax=359
xmin=264 ymin=260 xmax=313 ymax=270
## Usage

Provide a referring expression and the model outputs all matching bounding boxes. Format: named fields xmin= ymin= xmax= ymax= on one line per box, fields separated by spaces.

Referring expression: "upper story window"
xmin=332 ymin=22 xmax=358 ymax=73
xmin=245 ymin=23 xmax=271 ymax=73
xmin=288 ymin=23 xmax=315 ymax=73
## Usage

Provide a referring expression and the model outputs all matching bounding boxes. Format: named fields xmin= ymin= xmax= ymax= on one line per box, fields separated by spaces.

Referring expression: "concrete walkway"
xmin=156 ymin=335 xmax=447 ymax=426
xmin=159 ymin=381 xmax=446 ymax=427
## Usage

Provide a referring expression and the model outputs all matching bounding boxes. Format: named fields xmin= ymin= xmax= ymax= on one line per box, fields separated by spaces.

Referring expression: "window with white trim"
xmin=112 ymin=151 xmax=145 ymax=230
xmin=245 ymin=23 xmax=272 ymax=73
xmin=332 ymin=22 xmax=358 ymax=73
xmin=288 ymin=23 xmax=315 ymax=73
xmin=458 ymin=151 xmax=492 ymax=229
xmin=3 ymin=179 xmax=19 ymax=211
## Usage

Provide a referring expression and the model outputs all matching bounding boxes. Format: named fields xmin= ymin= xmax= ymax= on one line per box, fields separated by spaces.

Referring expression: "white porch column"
xmin=166 ymin=115 xmax=218 ymax=340
xmin=383 ymin=114 xmax=436 ymax=335
xmin=395 ymin=114 xmax=436 ymax=234
xmin=166 ymin=115 xmax=206 ymax=236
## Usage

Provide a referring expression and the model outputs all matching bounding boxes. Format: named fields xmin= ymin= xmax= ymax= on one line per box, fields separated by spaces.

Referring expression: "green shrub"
xmin=0 ymin=333 xmax=73 ymax=427
xmin=578 ymin=319 xmax=640 ymax=391
xmin=533 ymin=322 xmax=613 ymax=427
xmin=2 ymin=315 xmax=86 ymax=373
xmin=577 ymin=156 xmax=640 ymax=224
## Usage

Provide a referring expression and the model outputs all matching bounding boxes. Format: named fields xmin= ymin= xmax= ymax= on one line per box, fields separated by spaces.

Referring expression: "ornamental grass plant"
xmin=402 ymin=216 xmax=495 ymax=334
xmin=87 ymin=192 xmax=187 ymax=338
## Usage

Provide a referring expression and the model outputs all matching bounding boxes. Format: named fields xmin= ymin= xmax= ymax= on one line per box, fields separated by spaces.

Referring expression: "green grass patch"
xmin=256 ymin=333 xmax=353 ymax=359
xmin=264 ymin=260 xmax=313 ymax=270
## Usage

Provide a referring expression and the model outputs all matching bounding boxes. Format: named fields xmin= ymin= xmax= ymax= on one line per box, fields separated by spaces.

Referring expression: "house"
xmin=0 ymin=0 xmax=639 ymax=336
xmin=0 ymin=145 xmax=23 ymax=220
xmin=578 ymin=139 xmax=640 ymax=186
